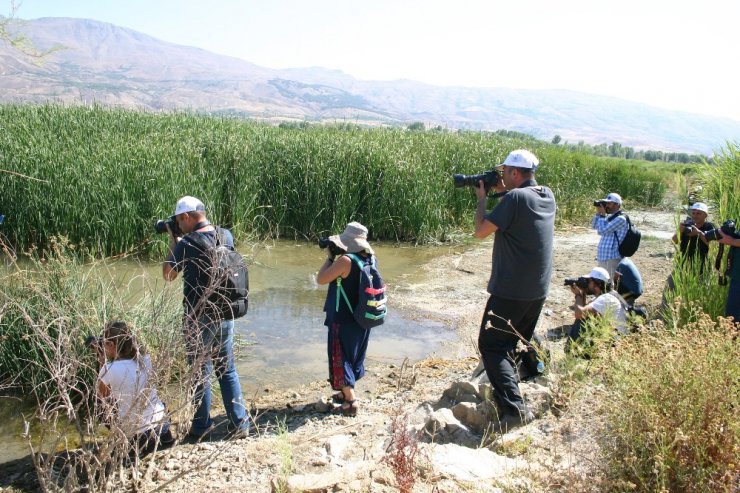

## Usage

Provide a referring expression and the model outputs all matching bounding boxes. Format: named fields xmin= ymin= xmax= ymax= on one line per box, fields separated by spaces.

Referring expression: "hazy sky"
xmin=13 ymin=0 xmax=740 ymax=121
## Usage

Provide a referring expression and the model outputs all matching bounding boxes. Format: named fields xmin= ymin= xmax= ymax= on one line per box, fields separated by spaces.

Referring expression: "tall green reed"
xmin=0 ymin=104 xmax=668 ymax=256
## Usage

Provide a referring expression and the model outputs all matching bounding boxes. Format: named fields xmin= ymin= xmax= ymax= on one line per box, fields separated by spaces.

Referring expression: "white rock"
xmin=430 ymin=443 xmax=526 ymax=481
xmin=325 ymin=434 xmax=352 ymax=461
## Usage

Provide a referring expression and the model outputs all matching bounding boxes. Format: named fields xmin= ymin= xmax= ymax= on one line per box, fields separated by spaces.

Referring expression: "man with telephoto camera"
xmin=592 ymin=192 xmax=628 ymax=280
xmin=161 ymin=196 xmax=248 ymax=439
xmin=671 ymin=202 xmax=714 ymax=270
xmin=566 ymin=267 xmax=628 ymax=344
xmin=471 ymin=149 xmax=556 ymax=431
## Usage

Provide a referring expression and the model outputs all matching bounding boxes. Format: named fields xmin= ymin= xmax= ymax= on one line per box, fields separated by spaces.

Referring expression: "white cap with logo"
xmin=599 ymin=192 xmax=623 ymax=205
xmin=690 ymin=202 xmax=709 ymax=214
xmin=174 ymin=196 xmax=205 ymax=216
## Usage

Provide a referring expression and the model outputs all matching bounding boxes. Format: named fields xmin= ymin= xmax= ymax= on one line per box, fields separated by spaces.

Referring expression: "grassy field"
xmin=0 ymin=104 xmax=667 ymax=256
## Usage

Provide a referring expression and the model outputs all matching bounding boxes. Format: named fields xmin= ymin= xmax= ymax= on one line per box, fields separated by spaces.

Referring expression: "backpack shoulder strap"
xmin=182 ymin=231 xmax=213 ymax=252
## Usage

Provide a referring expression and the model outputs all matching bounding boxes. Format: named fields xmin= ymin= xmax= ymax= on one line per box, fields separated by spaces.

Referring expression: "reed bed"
xmin=0 ymin=104 xmax=667 ymax=256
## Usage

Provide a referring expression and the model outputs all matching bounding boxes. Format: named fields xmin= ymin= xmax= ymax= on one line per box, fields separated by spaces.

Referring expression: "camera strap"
xmin=715 ymin=243 xmax=728 ymax=285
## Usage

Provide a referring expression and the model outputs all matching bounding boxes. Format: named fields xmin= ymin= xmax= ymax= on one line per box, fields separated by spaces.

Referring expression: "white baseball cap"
xmin=690 ymin=202 xmax=708 ymax=214
xmin=496 ymin=149 xmax=539 ymax=170
xmin=600 ymin=192 xmax=623 ymax=205
xmin=174 ymin=196 xmax=205 ymax=216
xmin=584 ymin=267 xmax=610 ymax=283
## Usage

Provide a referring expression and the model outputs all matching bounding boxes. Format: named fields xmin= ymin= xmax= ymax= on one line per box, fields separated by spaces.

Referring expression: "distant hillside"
xmin=2 ymin=16 xmax=739 ymax=154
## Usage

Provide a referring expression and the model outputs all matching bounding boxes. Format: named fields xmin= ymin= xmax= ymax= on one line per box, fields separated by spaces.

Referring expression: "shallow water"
xmin=0 ymin=240 xmax=462 ymax=464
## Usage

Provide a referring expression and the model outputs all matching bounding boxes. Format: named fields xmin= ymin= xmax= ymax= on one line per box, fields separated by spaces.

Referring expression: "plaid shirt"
xmin=592 ymin=212 xmax=628 ymax=261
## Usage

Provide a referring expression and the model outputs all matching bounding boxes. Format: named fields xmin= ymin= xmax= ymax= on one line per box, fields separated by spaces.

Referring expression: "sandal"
xmin=331 ymin=392 xmax=346 ymax=404
xmin=339 ymin=399 xmax=358 ymax=417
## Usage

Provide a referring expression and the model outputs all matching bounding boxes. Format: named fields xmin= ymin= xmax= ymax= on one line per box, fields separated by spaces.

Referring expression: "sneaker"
xmin=226 ymin=421 xmax=251 ymax=439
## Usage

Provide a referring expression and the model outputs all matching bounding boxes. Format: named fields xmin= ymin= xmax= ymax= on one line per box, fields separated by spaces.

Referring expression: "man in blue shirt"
xmin=592 ymin=193 xmax=629 ymax=280
xmin=614 ymin=257 xmax=643 ymax=305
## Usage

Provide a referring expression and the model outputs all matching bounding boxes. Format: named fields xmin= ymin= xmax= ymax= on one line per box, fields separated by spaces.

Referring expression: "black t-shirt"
xmin=167 ymin=228 xmax=234 ymax=316
xmin=484 ymin=179 xmax=556 ymax=300
xmin=680 ymin=221 xmax=714 ymax=265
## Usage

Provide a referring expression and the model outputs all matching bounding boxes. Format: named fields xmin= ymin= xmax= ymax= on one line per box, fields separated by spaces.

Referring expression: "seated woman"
xmin=95 ymin=321 xmax=174 ymax=456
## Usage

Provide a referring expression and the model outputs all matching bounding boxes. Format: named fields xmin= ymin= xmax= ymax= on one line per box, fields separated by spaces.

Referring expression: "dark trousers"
xmin=478 ymin=295 xmax=545 ymax=417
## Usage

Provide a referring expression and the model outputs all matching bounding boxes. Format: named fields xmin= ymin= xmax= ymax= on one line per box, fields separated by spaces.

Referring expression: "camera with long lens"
xmin=318 ymin=237 xmax=347 ymax=258
xmin=682 ymin=217 xmax=696 ymax=233
xmin=593 ymin=200 xmax=607 ymax=208
xmin=84 ymin=335 xmax=102 ymax=351
xmin=704 ymin=219 xmax=738 ymax=241
xmin=564 ymin=277 xmax=590 ymax=289
xmin=154 ymin=215 xmax=181 ymax=236
xmin=453 ymin=170 xmax=501 ymax=191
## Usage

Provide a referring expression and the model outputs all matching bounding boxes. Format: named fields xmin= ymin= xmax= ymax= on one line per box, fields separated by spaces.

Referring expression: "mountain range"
xmin=2 ymin=16 xmax=739 ymax=155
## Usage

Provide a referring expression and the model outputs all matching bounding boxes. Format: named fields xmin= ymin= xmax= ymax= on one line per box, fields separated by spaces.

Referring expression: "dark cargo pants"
xmin=478 ymin=295 xmax=545 ymax=417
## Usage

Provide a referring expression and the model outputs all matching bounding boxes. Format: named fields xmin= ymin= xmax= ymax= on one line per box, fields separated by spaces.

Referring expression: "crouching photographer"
xmin=87 ymin=321 xmax=174 ymax=457
xmin=566 ymin=267 xmax=628 ymax=349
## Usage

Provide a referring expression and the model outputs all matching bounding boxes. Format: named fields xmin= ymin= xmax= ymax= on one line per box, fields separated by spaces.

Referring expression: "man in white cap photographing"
xmin=473 ymin=149 xmax=556 ymax=431
xmin=592 ymin=192 xmax=628 ymax=279
xmin=671 ymin=202 xmax=715 ymax=270
xmin=567 ymin=266 xmax=628 ymax=344
xmin=162 ymin=195 xmax=249 ymax=439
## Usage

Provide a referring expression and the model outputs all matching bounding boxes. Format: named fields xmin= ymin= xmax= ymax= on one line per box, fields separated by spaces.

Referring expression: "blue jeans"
xmin=186 ymin=318 xmax=247 ymax=436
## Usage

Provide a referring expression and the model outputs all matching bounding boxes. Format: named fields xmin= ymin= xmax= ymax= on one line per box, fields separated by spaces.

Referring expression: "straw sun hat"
xmin=329 ymin=222 xmax=374 ymax=254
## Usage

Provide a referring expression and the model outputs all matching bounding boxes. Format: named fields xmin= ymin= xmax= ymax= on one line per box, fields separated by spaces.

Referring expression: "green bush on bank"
xmin=0 ymin=104 xmax=666 ymax=256
xmin=596 ymin=316 xmax=739 ymax=492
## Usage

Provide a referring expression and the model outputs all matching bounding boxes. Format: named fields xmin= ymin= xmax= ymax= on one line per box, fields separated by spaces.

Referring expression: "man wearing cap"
xmin=162 ymin=196 xmax=248 ymax=439
xmin=672 ymin=202 xmax=714 ymax=270
xmin=592 ymin=192 xmax=628 ymax=280
xmin=568 ymin=266 xmax=628 ymax=343
xmin=474 ymin=149 xmax=556 ymax=430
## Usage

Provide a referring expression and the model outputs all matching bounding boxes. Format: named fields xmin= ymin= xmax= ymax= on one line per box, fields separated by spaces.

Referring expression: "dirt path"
xmin=0 ymin=210 xmax=678 ymax=492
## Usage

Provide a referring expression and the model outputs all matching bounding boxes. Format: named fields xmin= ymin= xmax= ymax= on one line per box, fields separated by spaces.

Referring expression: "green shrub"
xmin=596 ymin=316 xmax=739 ymax=491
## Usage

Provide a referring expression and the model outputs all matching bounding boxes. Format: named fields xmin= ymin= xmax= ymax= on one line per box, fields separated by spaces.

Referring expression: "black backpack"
xmin=336 ymin=253 xmax=387 ymax=329
xmin=186 ymin=228 xmax=249 ymax=320
xmin=609 ymin=211 xmax=641 ymax=257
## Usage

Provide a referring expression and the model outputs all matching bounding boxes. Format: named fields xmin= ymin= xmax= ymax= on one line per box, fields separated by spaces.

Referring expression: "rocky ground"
xmin=0 ymin=210 xmax=677 ymax=492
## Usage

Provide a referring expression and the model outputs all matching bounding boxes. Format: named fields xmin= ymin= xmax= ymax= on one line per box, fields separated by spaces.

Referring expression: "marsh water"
xmin=0 ymin=241 xmax=462 ymax=464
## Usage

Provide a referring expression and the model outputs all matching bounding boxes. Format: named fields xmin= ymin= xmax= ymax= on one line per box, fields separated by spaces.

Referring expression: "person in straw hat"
xmin=316 ymin=221 xmax=376 ymax=416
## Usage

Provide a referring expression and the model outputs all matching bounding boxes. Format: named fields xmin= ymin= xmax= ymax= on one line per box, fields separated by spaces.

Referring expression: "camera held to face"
xmin=593 ymin=200 xmax=607 ymax=208
xmin=84 ymin=335 xmax=103 ymax=351
xmin=318 ymin=237 xmax=347 ymax=258
xmin=704 ymin=219 xmax=737 ymax=241
xmin=564 ymin=277 xmax=590 ymax=290
xmin=453 ymin=170 xmax=502 ymax=191
xmin=154 ymin=215 xmax=182 ymax=236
